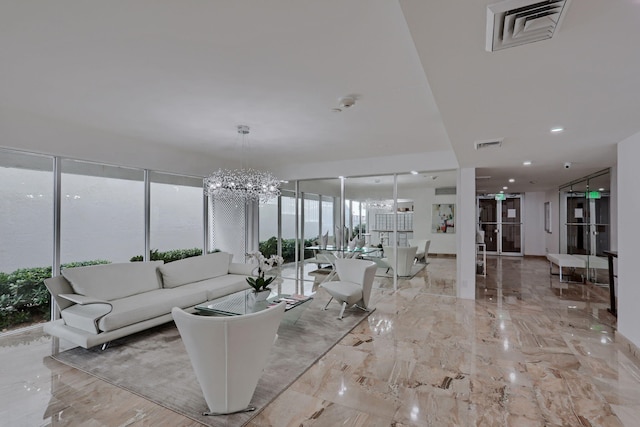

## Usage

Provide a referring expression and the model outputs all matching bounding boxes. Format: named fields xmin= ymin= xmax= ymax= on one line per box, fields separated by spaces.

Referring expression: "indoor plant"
xmin=246 ymin=251 xmax=284 ymax=300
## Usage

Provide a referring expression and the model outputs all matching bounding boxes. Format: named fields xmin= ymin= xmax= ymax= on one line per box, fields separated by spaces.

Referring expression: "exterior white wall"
xmin=522 ymin=192 xmax=546 ymax=256
xmin=456 ymin=167 xmax=475 ymax=300
xmin=0 ymin=169 xmax=202 ymax=273
xmin=617 ymin=133 xmax=640 ymax=349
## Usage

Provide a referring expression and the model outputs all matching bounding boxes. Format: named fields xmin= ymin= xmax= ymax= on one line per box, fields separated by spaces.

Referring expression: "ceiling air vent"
xmin=486 ymin=0 xmax=572 ymax=52
xmin=435 ymin=187 xmax=457 ymax=196
xmin=474 ymin=139 xmax=503 ymax=150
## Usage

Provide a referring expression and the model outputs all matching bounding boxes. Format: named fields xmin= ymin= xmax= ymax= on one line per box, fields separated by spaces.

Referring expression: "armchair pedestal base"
xmin=204 ymin=406 xmax=256 ymax=416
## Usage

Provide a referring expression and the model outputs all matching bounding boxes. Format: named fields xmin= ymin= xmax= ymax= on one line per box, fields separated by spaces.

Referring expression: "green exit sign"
xmin=587 ymin=191 xmax=601 ymax=199
xmin=495 ymin=194 xmax=506 ymax=200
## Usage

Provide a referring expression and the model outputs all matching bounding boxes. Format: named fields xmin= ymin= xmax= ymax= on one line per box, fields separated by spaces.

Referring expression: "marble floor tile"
xmin=1 ymin=256 xmax=639 ymax=426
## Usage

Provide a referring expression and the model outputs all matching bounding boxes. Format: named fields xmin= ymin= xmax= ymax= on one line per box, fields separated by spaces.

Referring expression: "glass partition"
xmin=257 ymin=170 xmax=457 ymax=295
xmin=559 ymin=169 xmax=611 ymax=283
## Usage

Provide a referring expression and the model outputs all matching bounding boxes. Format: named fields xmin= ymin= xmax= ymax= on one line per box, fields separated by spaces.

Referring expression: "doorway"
xmin=478 ymin=195 xmax=523 ymax=256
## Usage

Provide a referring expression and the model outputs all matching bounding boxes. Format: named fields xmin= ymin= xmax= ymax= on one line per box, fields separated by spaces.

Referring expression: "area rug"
xmin=50 ymin=297 xmax=374 ymax=426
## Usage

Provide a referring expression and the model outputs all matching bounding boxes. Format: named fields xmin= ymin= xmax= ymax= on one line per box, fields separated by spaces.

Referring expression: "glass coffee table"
xmin=194 ymin=289 xmax=313 ymax=324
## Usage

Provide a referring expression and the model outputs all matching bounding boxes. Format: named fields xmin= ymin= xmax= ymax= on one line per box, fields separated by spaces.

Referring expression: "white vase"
xmin=254 ymin=289 xmax=271 ymax=301
xmin=247 ymin=289 xmax=270 ymax=310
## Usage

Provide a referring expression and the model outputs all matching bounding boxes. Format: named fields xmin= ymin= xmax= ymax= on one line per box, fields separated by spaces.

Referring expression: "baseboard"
xmin=428 ymin=253 xmax=456 ymax=258
xmin=615 ymin=331 xmax=640 ymax=365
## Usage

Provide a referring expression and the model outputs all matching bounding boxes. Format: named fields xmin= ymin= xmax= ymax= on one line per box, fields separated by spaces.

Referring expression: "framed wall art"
xmin=432 ymin=203 xmax=455 ymax=234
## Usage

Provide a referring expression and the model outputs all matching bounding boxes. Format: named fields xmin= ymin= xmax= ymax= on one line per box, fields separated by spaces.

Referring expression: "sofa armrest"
xmin=228 ymin=263 xmax=256 ymax=276
xmin=58 ymin=294 xmax=113 ymax=334
xmin=59 ymin=293 xmax=111 ymax=306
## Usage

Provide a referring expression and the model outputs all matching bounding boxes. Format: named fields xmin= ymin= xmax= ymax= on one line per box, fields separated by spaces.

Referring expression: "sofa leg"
xmin=101 ymin=342 xmax=111 ymax=351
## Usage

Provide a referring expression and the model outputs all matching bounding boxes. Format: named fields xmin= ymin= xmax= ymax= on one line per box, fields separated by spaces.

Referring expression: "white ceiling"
xmin=1 ymin=0 xmax=638 ymax=193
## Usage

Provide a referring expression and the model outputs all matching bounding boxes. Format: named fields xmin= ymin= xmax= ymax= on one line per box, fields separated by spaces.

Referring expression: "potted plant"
xmin=246 ymin=251 xmax=284 ymax=301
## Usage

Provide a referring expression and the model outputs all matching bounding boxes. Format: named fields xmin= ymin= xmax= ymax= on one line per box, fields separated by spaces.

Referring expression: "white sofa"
xmin=43 ymin=252 xmax=254 ymax=349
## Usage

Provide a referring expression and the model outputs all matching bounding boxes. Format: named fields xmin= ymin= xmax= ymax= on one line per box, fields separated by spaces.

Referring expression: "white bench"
xmin=547 ymin=254 xmax=610 ymax=283
xmin=546 ymin=253 xmax=586 ymax=283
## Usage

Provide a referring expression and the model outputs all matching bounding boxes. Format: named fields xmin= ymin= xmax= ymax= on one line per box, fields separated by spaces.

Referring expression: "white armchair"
xmin=408 ymin=239 xmax=431 ymax=263
xmin=320 ymin=259 xmax=377 ymax=319
xmin=381 ymin=246 xmax=418 ymax=277
xmin=171 ymin=302 xmax=285 ymax=416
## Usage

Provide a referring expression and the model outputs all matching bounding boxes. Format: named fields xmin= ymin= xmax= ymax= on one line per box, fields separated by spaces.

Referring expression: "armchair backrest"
xmin=172 ymin=303 xmax=285 ymax=414
xmin=383 ymin=246 xmax=418 ymax=276
xmin=408 ymin=239 xmax=431 ymax=260
xmin=334 ymin=259 xmax=377 ymax=308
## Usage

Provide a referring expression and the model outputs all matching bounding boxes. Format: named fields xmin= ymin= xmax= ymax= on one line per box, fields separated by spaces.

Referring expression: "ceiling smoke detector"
xmin=338 ymin=96 xmax=356 ymax=109
xmin=486 ymin=0 xmax=572 ymax=52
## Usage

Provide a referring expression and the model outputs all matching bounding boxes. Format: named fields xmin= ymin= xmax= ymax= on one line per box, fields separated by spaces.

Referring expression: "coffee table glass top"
xmin=194 ymin=289 xmax=313 ymax=317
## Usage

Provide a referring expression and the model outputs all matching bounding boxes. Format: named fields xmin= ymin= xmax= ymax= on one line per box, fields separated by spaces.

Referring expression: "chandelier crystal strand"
xmin=204 ymin=168 xmax=281 ymax=204
xmin=203 ymin=125 xmax=281 ymax=204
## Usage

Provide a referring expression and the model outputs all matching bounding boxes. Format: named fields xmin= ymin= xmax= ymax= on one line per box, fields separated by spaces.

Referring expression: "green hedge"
xmin=259 ymin=237 xmax=314 ymax=263
xmin=130 ymin=248 xmax=218 ymax=263
xmin=130 ymin=248 xmax=200 ymax=263
xmin=0 ymin=260 xmax=110 ymax=331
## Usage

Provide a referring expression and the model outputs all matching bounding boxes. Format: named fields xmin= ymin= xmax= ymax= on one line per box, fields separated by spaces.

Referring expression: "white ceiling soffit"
xmin=486 ymin=0 xmax=572 ymax=52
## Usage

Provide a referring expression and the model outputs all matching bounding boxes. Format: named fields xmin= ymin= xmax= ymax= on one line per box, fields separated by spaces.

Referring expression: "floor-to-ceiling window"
xmin=0 ymin=147 xmax=211 ymax=332
xmin=0 ymin=150 xmax=54 ymax=330
xmin=60 ymin=160 xmax=145 ymax=265
xmin=150 ymin=172 xmax=203 ymax=256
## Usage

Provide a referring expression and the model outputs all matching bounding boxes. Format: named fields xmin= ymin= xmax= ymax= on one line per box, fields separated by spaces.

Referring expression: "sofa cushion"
xmin=159 ymin=252 xmax=232 ymax=288
xmin=98 ymin=287 xmax=207 ymax=332
xmin=62 ymin=261 xmax=164 ymax=301
xmin=179 ymin=274 xmax=251 ymax=300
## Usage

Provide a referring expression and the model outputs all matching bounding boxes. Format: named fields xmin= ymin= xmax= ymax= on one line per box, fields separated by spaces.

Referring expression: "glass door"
xmin=501 ymin=197 xmax=522 ymax=255
xmin=478 ymin=195 xmax=523 ymax=256
xmin=559 ymin=169 xmax=610 ymax=283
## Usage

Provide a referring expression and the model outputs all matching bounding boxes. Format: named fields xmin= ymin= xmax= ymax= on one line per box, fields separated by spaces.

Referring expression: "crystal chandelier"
xmin=203 ymin=125 xmax=281 ymax=204
xmin=365 ymin=199 xmax=393 ymax=210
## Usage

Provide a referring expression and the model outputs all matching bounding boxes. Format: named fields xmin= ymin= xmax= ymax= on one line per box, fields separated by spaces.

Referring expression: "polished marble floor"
xmin=1 ymin=256 xmax=637 ymax=426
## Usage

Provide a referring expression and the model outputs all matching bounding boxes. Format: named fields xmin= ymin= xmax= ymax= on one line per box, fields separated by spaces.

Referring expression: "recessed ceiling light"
xmin=500 ymin=190 xmax=504 ymax=194
xmin=523 ymin=161 xmax=532 ymax=166
xmin=508 ymin=178 xmax=515 ymax=183
xmin=410 ymin=170 xmax=419 ymax=175
xmin=550 ymin=127 xmax=564 ymax=133
xmin=599 ymin=187 xmax=605 ymax=191
xmin=503 ymin=186 xmax=508 ymax=190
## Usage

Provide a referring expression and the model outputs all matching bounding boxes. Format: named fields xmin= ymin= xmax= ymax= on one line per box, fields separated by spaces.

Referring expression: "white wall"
xmin=617 ymin=132 xmax=640 ymax=349
xmin=399 ymin=187 xmax=457 ymax=254
xmin=523 ymin=192 xmax=546 ymax=256
xmin=456 ymin=168 xmax=475 ymax=299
